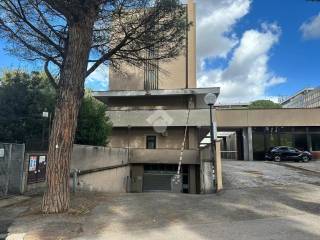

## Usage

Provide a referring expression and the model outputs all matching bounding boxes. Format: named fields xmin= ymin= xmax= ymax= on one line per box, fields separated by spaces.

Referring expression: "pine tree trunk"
xmin=42 ymin=17 xmax=95 ymax=213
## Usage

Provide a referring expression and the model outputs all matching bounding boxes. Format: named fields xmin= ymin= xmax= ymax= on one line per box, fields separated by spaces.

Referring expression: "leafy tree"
xmin=0 ymin=71 xmax=55 ymax=145
xmin=249 ymin=100 xmax=282 ymax=109
xmin=0 ymin=0 xmax=187 ymax=213
xmin=75 ymin=93 xmax=112 ymax=146
xmin=0 ymin=70 xmax=111 ymax=147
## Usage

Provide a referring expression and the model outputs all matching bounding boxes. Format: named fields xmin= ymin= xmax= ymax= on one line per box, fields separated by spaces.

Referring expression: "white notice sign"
xmin=39 ymin=155 xmax=46 ymax=163
xmin=0 ymin=148 xmax=4 ymax=158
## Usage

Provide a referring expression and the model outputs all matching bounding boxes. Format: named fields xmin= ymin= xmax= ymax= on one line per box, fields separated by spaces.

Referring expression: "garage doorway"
xmin=143 ymin=164 xmax=189 ymax=193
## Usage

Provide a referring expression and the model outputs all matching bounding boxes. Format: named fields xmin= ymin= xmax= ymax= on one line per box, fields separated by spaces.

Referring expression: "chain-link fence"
xmin=0 ymin=143 xmax=25 ymax=197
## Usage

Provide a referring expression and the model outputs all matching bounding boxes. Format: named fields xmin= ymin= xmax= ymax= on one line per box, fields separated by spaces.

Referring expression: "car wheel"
xmin=274 ymin=155 xmax=281 ymax=162
xmin=302 ymin=155 xmax=309 ymax=162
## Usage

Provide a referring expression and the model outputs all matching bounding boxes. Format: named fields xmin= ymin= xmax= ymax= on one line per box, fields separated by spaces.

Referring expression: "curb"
xmin=275 ymin=162 xmax=320 ymax=175
xmin=0 ymin=196 xmax=30 ymax=208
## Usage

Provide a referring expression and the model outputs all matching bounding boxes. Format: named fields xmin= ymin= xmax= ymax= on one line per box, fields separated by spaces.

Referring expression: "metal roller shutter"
xmin=143 ymin=173 xmax=174 ymax=192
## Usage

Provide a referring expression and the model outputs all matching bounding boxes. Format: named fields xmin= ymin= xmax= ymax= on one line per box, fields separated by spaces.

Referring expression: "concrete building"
xmin=94 ymin=0 xmax=216 ymax=193
xmin=92 ymin=0 xmax=320 ymax=193
xmin=281 ymin=88 xmax=320 ymax=108
xmin=215 ymin=109 xmax=320 ymax=160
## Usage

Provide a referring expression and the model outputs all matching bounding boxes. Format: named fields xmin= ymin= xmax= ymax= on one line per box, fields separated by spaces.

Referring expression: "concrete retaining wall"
xmin=71 ymin=145 xmax=130 ymax=193
xmin=76 ymin=166 xmax=130 ymax=193
xmin=23 ymin=145 xmax=130 ymax=194
xmin=200 ymin=141 xmax=223 ymax=193
xmin=71 ymin=145 xmax=128 ymax=171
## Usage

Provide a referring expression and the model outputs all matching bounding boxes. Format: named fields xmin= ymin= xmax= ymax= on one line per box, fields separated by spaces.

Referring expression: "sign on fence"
xmin=0 ymin=148 xmax=4 ymax=158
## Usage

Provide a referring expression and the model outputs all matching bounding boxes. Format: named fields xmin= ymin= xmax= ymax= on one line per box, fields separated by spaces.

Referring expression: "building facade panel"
xmin=281 ymin=88 xmax=320 ymax=108
xmin=108 ymin=127 xmax=199 ymax=150
xmin=108 ymin=2 xmax=196 ymax=92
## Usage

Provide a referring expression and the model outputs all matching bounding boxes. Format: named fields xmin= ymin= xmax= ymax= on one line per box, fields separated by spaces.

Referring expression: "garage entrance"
xmin=143 ymin=164 xmax=189 ymax=193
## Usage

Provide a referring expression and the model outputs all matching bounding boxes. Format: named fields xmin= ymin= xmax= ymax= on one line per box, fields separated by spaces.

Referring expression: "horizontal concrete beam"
xmin=129 ymin=148 xmax=199 ymax=164
xmin=94 ymin=87 xmax=220 ymax=98
xmin=107 ymin=109 xmax=215 ymax=127
xmin=216 ymin=108 xmax=320 ymax=127
xmin=108 ymin=108 xmax=320 ymax=128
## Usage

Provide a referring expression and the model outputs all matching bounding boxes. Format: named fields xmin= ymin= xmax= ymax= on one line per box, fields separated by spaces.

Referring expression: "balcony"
xmin=129 ymin=148 xmax=199 ymax=164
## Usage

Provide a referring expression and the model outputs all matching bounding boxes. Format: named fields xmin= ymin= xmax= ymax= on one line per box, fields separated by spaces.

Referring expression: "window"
xmin=253 ymin=132 xmax=265 ymax=160
xmin=146 ymin=136 xmax=157 ymax=149
xmin=280 ymin=133 xmax=293 ymax=147
xmin=148 ymin=69 xmax=156 ymax=82
xmin=144 ymin=47 xmax=159 ymax=90
xmin=294 ymin=134 xmax=308 ymax=151
xmin=311 ymin=134 xmax=320 ymax=151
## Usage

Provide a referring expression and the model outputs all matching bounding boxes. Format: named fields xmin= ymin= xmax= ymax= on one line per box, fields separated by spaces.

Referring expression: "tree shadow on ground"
xmin=2 ymin=184 xmax=320 ymax=240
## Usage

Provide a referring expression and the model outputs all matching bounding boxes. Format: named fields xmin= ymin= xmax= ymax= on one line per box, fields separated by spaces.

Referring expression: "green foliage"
xmin=249 ymin=100 xmax=282 ymax=109
xmin=0 ymin=70 xmax=111 ymax=147
xmin=0 ymin=70 xmax=56 ymax=144
xmin=75 ymin=93 xmax=112 ymax=146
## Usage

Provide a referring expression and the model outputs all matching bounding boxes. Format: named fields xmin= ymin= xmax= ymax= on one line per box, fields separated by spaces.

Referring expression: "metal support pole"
xmin=209 ymin=104 xmax=216 ymax=192
xmin=209 ymin=104 xmax=216 ymax=167
xmin=48 ymin=112 xmax=52 ymax=141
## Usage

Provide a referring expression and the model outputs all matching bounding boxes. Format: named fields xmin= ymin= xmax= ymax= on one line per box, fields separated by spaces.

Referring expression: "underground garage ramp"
xmin=142 ymin=164 xmax=189 ymax=192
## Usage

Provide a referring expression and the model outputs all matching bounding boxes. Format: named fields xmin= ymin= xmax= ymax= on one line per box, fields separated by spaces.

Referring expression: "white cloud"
xmin=198 ymin=23 xmax=286 ymax=103
xmin=85 ymin=63 xmax=109 ymax=90
xmin=300 ymin=13 xmax=320 ymax=40
xmin=197 ymin=0 xmax=251 ymax=62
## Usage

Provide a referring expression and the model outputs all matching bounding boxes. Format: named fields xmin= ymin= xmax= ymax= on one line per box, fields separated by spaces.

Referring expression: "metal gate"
xmin=0 ymin=143 xmax=25 ymax=197
xmin=142 ymin=164 xmax=189 ymax=192
xmin=143 ymin=173 xmax=174 ymax=192
xmin=0 ymin=143 xmax=10 ymax=196
xmin=143 ymin=164 xmax=176 ymax=192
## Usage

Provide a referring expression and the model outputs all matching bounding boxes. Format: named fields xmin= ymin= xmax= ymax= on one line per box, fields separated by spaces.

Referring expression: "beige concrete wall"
xmin=108 ymin=127 xmax=199 ymax=149
xmin=187 ymin=0 xmax=197 ymax=89
xmin=76 ymin=166 xmax=130 ymax=193
xmin=109 ymin=65 xmax=144 ymax=91
xmin=214 ymin=140 xmax=223 ymax=192
xmin=199 ymin=140 xmax=222 ymax=193
xmin=108 ymin=95 xmax=188 ymax=110
xmin=71 ymin=145 xmax=128 ymax=171
xmin=109 ymin=1 xmax=196 ymax=90
xmin=216 ymin=109 xmax=320 ymax=127
xmin=107 ymin=109 xmax=213 ymax=128
xmin=158 ymin=54 xmax=187 ymax=90
xmin=130 ymin=164 xmax=144 ymax=193
xmin=23 ymin=145 xmax=130 ymax=194
xmin=188 ymin=165 xmax=197 ymax=194
xmin=71 ymin=145 xmax=130 ymax=193
xmin=188 ymin=128 xmax=199 ymax=150
xmin=130 ymin=148 xmax=199 ymax=164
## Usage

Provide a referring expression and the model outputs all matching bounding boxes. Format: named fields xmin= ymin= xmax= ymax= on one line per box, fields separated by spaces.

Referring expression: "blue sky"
xmin=1 ymin=0 xmax=320 ymax=103
xmin=240 ymin=0 xmax=320 ymax=97
xmin=196 ymin=0 xmax=320 ymax=103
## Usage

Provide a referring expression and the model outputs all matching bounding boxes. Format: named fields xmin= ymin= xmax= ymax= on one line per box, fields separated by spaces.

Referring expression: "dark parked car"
xmin=265 ymin=146 xmax=312 ymax=162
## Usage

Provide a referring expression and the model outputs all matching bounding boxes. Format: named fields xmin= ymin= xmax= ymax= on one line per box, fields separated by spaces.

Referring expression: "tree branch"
xmin=44 ymin=60 xmax=59 ymax=90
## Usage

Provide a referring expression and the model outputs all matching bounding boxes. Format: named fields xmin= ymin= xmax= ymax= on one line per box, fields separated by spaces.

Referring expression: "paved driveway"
xmin=1 ymin=161 xmax=320 ymax=240
xmin=279 ymin=160 xmax=320 ymax=174
xmin=223 ymin=160 xmax=320 ymax=189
